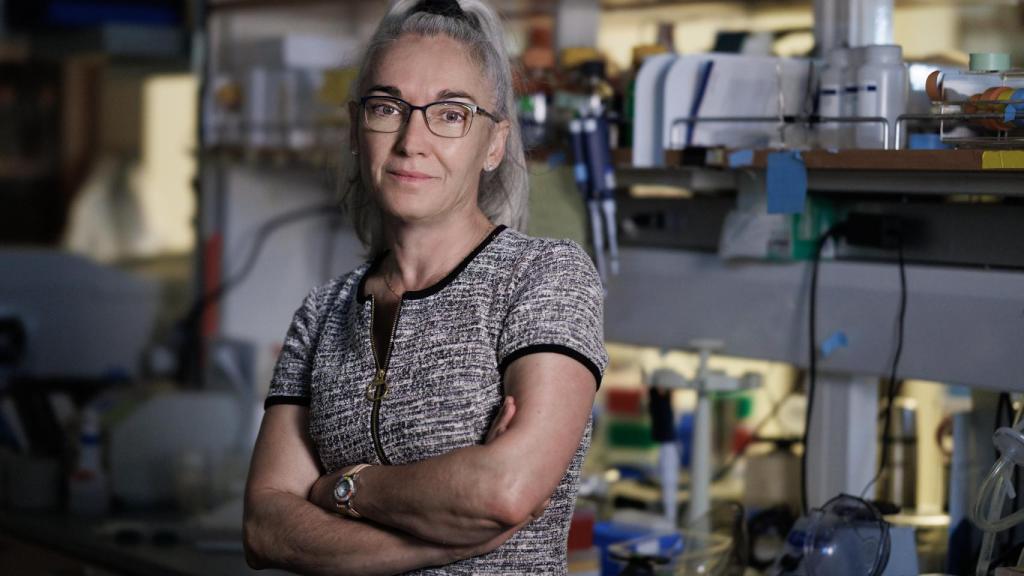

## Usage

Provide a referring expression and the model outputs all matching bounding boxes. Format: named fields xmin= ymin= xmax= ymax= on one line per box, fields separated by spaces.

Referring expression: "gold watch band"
xmin=339 ymin=463 xmax=372 ymax=518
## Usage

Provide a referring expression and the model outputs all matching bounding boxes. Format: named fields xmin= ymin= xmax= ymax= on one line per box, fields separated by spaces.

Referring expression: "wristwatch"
xmin=332 ymin=464 xmax=371 ymax=518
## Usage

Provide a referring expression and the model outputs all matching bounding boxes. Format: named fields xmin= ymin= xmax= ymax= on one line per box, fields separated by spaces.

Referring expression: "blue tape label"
xmin=728 ymin=149 xmax=754 ymax=168
xmin=766 ymin=151 xmax=807 ymax=215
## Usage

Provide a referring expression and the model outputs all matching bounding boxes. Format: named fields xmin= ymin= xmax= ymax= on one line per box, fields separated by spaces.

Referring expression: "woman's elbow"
xmin=243 ymin=494 xmax=283 ymax=570
xmin=243 ymin=514 xmax=271 ymax=569
xmin=487 ymin=474 xmax=549 ymax=528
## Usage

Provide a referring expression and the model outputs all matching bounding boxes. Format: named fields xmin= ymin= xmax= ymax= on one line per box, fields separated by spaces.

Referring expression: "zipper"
xmin=366 ymin=294 xmax=401 ymax=465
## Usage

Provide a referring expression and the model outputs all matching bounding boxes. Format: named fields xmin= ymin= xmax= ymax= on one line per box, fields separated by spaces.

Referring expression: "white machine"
xmin=0 ymin=249 xmax=157 ymax=379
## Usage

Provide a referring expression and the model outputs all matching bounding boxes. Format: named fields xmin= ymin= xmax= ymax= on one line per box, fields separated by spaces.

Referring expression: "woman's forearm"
xmin=308 ymin=396 xmax=560 ymax=549
xmin=334 ymin=443 xmax=537 ymax=547
xmin=244 ymin=487 xmax=460 ymax=575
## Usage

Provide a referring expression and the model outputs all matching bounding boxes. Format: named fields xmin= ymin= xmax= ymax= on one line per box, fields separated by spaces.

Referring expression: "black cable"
xmin=860 ymin=234 xmax=908 ymax=501
xmin=174 ymin=204 xmax=339 ymax=384
xmin=801 ymin=222 xmax=846 ymax=515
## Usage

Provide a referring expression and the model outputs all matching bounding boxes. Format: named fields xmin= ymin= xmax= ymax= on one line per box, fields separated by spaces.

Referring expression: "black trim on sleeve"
xmin=498 ymin=344 xmax=602 ymax=389
xmin=264 ymin=395 xmax=311 ymax=410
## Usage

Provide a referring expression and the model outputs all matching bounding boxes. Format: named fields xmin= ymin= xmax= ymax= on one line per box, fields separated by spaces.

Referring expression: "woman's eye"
xmin=438 ymin=107 xmax=468 ymax=125
xmin=441 ymin=109 xmax=467 ymax=123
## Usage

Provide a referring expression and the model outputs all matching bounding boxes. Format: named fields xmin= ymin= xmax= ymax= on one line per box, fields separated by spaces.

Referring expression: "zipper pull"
xmin=365 ymin=369 xmax=388 ymax=401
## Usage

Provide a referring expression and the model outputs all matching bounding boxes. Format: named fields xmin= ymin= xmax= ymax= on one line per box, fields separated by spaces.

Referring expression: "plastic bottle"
xmin=817 ymin=47 xmax=849 ymax=150
xmin=841 ymin=46 xmax=865 ymax=148
xmin=855 ymin=44 xmax=908 ymax=149
xmin=68 ymin=407 xmax=111 ymax=516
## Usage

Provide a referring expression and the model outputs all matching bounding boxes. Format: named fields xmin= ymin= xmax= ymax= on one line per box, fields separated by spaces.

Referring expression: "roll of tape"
xmin=969 ymin=52 xmax=1011 ymax=72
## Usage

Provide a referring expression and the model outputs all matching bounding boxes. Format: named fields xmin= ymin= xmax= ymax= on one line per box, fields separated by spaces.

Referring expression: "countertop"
xmin=0 ymin=507 xmax=294 ymax=576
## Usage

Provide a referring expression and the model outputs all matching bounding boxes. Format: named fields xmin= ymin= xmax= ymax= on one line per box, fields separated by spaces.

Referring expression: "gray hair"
xmin=340 ymin=0 xmax=529 ymax=258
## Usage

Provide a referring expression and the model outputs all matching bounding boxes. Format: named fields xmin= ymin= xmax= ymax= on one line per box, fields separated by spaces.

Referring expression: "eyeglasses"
xmin=359 ymin=95 xmax=499 ymax=139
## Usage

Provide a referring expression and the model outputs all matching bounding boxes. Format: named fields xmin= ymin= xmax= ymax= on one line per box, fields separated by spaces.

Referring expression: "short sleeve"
xmin=264 ymin=286 xmax=323 ymax=409
xmin=496 ymin=239 xmax=608 ymax=388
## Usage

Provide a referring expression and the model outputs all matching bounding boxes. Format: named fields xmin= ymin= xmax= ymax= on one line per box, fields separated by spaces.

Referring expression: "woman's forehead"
xmin=368 ymin=34 xmax=491 ymax=103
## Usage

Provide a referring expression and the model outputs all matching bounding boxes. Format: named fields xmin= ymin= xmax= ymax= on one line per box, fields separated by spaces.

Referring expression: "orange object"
xmin=964 ymin=93 xmax=980 ymax=115
xmin=925 ymin=70 xmax=943 ymax=102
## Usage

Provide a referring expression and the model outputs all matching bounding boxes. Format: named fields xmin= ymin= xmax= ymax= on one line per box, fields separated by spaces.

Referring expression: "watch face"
xmin=334 ymin=477 xmax=354 ymax=502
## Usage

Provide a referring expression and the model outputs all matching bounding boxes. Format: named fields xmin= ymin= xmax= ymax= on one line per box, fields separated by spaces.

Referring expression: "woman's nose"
xmin=395 ymin=109 xmax=432 ymax=155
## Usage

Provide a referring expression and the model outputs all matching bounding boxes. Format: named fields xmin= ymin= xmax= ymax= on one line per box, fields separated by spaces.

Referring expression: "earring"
xmin=484 ymin=162 xmax=494 ymax=172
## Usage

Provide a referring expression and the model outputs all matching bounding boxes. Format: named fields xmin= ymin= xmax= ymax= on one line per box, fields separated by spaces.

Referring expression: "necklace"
xmin=382 ymin=269 xmax=401 ymax=299
xmin=381 ymin=223 xmax=494 ymax=299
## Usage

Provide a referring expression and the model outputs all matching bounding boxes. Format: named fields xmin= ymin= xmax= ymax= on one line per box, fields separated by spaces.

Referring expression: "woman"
xmin=242 ymin=0 xmax=607 ymax=573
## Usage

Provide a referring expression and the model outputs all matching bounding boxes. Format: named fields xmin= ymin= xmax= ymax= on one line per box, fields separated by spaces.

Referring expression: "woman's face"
xmin=353 ymin=33 xmax=509 ymax=227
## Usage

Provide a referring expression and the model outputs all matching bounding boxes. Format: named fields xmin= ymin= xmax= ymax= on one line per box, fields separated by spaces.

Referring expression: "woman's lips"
xmin=387 ymin=169 xmax=435 ymax=183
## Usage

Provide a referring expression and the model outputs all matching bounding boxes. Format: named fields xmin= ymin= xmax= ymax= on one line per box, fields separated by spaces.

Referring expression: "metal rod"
xmin=894 ymin=112 xmax=1011 ymax=150
xmin=669 ymin=115 xmax=892 ymax=150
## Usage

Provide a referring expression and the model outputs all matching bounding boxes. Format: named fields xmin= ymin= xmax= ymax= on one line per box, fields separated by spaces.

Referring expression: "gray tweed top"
xmin=265 ymin=225 xmax=608 ymax=574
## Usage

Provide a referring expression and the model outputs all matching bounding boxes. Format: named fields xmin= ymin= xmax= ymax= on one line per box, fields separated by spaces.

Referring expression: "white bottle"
xmin=817 ymin=47 xmax=849 ymax=150
xmin=855 ymin=44 xmax=908 ymax=149
xmin=842 ymin=47 xmax=865 ymax=148
xmin=68 ymin=407 xmax=111 ymax=516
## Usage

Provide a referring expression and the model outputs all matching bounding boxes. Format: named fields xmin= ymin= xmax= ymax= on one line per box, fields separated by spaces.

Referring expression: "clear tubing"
xmin=972 ymin=457 xmax=1024 ymax=532
xmin=976 ymin=460 xmax=1010 ymax=576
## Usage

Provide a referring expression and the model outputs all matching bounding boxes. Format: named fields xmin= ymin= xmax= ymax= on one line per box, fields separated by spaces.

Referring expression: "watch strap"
xmin=336 ymin=463 xmax=372 ymax=518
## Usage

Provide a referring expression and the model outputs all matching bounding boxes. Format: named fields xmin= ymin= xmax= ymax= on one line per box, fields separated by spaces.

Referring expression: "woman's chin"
xmin=379 ymin=198 xmax=444 ymax=224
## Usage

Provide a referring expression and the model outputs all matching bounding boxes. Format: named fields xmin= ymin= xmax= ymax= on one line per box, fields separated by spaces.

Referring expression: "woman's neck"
xmin=382 ymin=210 xmax=494 ymax=293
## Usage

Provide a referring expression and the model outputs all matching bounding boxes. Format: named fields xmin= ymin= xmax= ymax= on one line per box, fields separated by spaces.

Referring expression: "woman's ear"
xmin=485 ymin=119 xmax=510 ymax=171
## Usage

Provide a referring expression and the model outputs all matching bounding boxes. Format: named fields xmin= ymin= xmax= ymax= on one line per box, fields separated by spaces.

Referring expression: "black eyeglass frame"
xmin=357 ymin=95 xmax=500 ymax=139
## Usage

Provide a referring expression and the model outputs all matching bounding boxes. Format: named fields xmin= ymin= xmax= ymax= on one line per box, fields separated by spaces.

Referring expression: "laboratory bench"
xmin=0 ymin=508 xmax=292 ymax=576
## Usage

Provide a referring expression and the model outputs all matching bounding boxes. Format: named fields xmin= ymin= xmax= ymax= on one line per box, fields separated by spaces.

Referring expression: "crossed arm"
xmin=242 ymin=352 xmax=596 ymax=574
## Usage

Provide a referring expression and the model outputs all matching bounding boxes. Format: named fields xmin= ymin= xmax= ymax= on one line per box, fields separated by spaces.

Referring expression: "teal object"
xmin=969 ymin=53 xmax=1011 ymax=72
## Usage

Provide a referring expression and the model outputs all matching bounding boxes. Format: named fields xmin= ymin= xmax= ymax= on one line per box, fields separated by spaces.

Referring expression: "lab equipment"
xmin=68 ymin=407 xmax=111 ymax=516
xmin=631 ymin=53 xmax=676 ymax=167
xmin=109 ymin=391 xmax=244 ymax=509
xmin=854 ymin=45 xmax=908 ymax=149
xmin=970 ymin=417 xmax=1024 ymax=576
xmin=841 ymin=47 xmax=864 ymax=148
xmin=925 ymin=55 xmax=1024 ymax=145
xmin=569 ymin=112 xmax=620 ymax=284
xmin=648 ymin=383 xmax=679 ymax=526
xmin=876 ymin=397 xmax=917 ymax=510
xmin=659 ymin=54 xmax=813 ymax=150
xmin=770 ymin=494 xmax=891 ymax=576
xmin=568 ymin=118 xmax=605 ymax=281
xmin=583 ymin=115 xmax=620 ymax=277
xmin=816 ymin=48 xmax=848 ymax=149
xmin=608 ymin=530 xmax=733 ymax=576
xmin=0 ymin=249 xmax=157 ymax=379
xmin=648 ymin=341 xmax=761 ymax=525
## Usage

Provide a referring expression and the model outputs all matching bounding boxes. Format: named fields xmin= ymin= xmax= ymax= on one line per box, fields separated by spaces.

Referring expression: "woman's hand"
xmin=486 ymin=396 xmax=550 ymax=516
xmin=485 ymin=395 xmax=516 ymax=443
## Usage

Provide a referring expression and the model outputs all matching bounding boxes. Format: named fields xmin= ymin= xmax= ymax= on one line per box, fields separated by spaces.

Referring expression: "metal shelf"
xmin=615 ymin=148 xmax=1024 ymax=197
